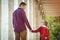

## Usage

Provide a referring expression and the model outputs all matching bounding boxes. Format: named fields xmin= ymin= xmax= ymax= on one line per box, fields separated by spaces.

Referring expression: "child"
xmin=31 ymin=21 xmax=50 ymax=40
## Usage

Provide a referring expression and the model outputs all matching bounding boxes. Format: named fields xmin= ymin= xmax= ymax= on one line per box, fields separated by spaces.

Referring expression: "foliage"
xmin=45 ymin=16 xmax=60 ymax=40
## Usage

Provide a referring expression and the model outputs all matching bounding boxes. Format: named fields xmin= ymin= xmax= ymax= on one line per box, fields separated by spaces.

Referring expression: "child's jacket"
xmin=32 ymin=25 xmax=49 ymax=40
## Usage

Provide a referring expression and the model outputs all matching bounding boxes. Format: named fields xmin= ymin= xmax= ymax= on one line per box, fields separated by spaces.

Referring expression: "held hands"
xmin=30 ymin=29 xmax=35 ymax=32
xmin=30 ymin=30 xmax=34 ymax=32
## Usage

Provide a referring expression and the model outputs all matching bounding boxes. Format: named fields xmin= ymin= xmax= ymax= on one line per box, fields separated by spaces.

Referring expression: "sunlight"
xmin=1 ymin=0 xmax=8 ymax=40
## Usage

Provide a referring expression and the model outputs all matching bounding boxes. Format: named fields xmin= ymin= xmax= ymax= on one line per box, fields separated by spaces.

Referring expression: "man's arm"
xmin=21 ymin=11 xmax=32 ymax=30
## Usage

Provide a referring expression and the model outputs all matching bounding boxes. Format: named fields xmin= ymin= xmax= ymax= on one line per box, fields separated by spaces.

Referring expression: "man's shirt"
xmin=13 ymin=8 xmax=31 ymax=32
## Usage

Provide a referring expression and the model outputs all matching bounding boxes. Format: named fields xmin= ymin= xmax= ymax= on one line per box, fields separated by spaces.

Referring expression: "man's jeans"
xmin=15 ymin=30 xmax=27 ymax=40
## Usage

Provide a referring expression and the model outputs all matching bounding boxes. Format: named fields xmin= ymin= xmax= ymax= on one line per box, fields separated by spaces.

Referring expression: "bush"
xmin=45 ymin=16 xmax=60 ymax=40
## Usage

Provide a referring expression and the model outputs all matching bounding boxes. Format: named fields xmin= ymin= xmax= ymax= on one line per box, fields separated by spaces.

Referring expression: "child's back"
xmin=32 ymin=25 xmax=49 ymax=40
xmin=40 ymin=25 xmax=49 ymax=40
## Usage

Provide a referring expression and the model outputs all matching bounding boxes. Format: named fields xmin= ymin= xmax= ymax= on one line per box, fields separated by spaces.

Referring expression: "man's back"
xmin=13 ymin=8 xmax=31 ymax=32
xmin=13 ymin=8 xmax=26 ymax=32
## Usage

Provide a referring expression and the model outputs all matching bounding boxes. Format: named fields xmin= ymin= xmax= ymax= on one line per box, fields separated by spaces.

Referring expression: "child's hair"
xmin=44 ymin=21 xmax=48 ymax=25
xmin=41 ymin=20 xmax=48 ymax=26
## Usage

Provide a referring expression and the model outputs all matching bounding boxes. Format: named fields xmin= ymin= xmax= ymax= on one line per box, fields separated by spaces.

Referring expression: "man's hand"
xmin=30 ymin=30 xmax=34 ymax=32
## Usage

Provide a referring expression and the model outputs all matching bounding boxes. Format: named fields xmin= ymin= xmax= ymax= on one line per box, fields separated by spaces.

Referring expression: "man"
xmin=31 ymin=20 xmax=50 ymax=40
xmin=13 ymin=2 xmax=32 ymax=40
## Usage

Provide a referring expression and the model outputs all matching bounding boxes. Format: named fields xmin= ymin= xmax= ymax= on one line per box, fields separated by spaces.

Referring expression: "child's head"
xmin=44 ymin=21 xmax=48 ymax=26
xmin=41 ymin=20 xmax=48 ymax=26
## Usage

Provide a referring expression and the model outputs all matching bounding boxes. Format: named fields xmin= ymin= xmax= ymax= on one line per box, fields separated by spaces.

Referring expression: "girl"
xmin=31 ymin=21 xmax=50 ymax=40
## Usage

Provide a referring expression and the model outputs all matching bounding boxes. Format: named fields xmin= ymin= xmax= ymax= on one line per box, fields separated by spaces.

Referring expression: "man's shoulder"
xmin=16 ymin=8 xmax=22 ymax=12
xmin=14 ymin=8 xmax=22 ymax=13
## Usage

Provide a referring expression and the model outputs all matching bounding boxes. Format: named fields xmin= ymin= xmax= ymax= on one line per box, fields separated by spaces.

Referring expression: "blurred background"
xmin=0 ymin=0 xmax=60 ymax=40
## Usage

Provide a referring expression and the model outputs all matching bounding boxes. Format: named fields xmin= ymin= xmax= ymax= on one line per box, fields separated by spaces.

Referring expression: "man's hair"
xmin=19 ymin=2 xmax=26 ymax=6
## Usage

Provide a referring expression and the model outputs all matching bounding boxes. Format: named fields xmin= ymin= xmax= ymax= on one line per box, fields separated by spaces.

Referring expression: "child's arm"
xmin=31 ymin=27 xmax=40 ymax=33
xmin=31 ymin=30 xmax=39 ymax=33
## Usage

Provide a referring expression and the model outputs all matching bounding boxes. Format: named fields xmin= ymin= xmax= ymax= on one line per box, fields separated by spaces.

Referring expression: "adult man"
xmin=13 ymin=2 xmax=32 ymax=40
